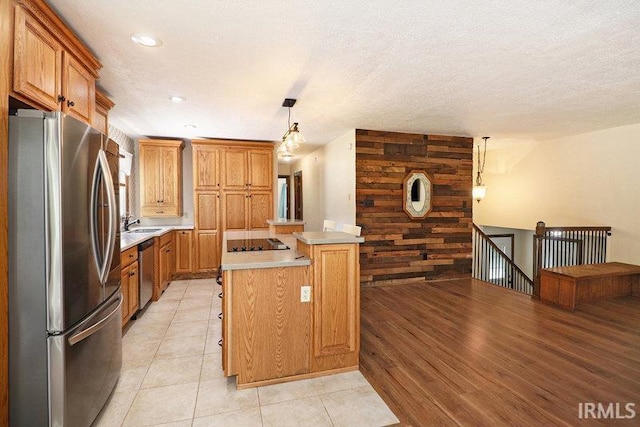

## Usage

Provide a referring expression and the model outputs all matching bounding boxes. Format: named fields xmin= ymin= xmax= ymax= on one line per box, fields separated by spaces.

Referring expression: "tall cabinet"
xmin=192 ymin=140 xmax=274 ymax=273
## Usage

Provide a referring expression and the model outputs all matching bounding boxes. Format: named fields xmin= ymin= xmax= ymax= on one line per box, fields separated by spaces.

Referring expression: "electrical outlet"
xmin=300 ymin=285 xmax=311 ymax=303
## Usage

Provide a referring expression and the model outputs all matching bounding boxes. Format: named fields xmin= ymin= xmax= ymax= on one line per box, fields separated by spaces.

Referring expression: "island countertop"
xmin=220 ymin=230 xmax=311 ymax=270
xmin=266 ymin=218 xmax=306 ymax=225
xmin=292 ymin=231 xmax=364 ymax=245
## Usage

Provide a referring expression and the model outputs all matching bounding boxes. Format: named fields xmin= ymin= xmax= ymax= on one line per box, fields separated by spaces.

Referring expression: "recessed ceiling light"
xmin=131 ymin=33 xmax=162 ymax=47
xmin=169 ymin=96 xmax=186 ymax=103
xmin=184 ymin=124 xmax=197 ymax=129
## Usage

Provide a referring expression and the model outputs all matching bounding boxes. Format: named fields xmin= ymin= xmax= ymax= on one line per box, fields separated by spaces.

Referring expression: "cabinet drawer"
xmin=159 ymin=231 xmax=173 ymax=247
xmin=121 ymin=246 xmax=138 ymax=268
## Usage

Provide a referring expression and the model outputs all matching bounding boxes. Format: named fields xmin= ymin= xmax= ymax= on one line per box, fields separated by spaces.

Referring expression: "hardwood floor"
xmin=360 ymin=278 xmax=640 ymax=426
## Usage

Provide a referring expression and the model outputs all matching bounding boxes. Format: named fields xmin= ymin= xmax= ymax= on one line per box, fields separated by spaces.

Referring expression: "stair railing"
xmin=472 ymin=224 xmax=534 ymax=295
xmin=532 ymin=221 xmax=612 ymax=298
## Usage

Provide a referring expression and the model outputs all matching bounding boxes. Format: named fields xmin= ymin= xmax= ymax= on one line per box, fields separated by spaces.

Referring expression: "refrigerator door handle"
xmin=90 ymin=149 xmax=117 ymax=285
xmin=101 ymin=149 xmax=118 ymax=285
xmin=68 ymin=296 xmax=122 ymax=346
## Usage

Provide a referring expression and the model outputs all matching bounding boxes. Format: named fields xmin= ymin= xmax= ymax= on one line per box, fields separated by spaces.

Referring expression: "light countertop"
xmin=120 ymin=225 xmax=194 ymax=251
xmin=292 ymin=231 xmax=364 ymax=245
xmin=221 ymin=230 xmax=311 ymax=271
xmin=266 ymin=219 xmax=306 ymax=225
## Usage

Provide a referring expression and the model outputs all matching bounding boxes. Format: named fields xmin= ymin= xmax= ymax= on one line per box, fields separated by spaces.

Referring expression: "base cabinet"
xmin=230 ymin=266 xmax=310 ymax=384
xmin=154 ymin=231 xmax=174 ymax=300
xmin=175 ymin=230 xmax=194 ymax=273
xmin=120 ymin=247 xmax=139 ymax=326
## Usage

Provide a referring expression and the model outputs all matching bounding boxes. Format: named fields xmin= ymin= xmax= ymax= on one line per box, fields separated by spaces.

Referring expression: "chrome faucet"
xmin=123 ymin=215 xmax=140 ymax=231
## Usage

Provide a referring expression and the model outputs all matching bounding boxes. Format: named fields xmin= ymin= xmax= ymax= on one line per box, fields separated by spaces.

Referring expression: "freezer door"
xmin=49 ymin=293 xmax=123 ymax=427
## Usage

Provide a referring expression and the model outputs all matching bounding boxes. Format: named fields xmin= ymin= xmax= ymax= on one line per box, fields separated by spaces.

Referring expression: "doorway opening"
xmin=294 ymin=171 xmax=303 ymax=220
xmin=277 ymin=175 xmax=290 ymax=219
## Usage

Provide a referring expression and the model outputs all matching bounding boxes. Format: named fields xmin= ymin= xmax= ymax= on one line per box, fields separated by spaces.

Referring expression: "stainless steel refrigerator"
xmin=8 ymin=110 xmax=122 ymax=426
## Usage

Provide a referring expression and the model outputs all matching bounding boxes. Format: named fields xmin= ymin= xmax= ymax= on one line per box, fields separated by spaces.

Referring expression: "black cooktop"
xmin=227 ymin=238 xmax=289 ymax=252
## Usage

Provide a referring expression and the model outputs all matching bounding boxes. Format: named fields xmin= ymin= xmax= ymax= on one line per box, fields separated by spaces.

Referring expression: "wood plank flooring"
xmin=360 ymin=278 xmax=640 ymax=426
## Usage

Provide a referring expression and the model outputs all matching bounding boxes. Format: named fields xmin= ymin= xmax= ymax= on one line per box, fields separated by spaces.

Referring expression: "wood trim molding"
xmin=95 ymin=88 xmax=115 ymax=110
xmin=191 ymin=138 xmax=275 ymax=149
xmin=15 ymin=0 xmax=102 ymax=76
xmin=0 ymin=0 xmax=12 ymax=423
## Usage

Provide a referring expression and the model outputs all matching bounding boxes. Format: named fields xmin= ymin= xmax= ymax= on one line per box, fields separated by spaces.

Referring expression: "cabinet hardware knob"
xmin=218 ymin=312 xmax=223 ymax=319
xmin=218 ymin=292 xmax=223 ymax=298
xmin=57 ymin=95 xmax=66 ymax=102
xmin=218 ymin=339 xmax=223 ymax=347
xmin=129 ymin=271 xmax=135 ymax=277
xmin=129 ymin=254 xmax=134 ymax=258
xmin=67 ymin=100 xmax=75 ymax=107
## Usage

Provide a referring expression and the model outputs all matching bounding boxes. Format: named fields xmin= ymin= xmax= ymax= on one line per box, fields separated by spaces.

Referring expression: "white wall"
xmin=290 ymin=130 xmax=356 ymax=231
xmin=474 ymin=123 xmax=640 ymax=265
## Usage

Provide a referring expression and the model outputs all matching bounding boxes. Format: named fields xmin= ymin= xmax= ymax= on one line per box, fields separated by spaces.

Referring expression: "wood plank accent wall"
xmin=0 ymin=0 xmax=12 ymax=423
xmin=356 ymin=129 xmax=473 ymax=286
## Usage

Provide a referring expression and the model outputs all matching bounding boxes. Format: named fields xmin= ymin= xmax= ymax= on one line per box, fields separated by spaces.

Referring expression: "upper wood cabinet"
xmin=139 ymin=139 xmax=184 ymax=217
xmin=93 ymin=89 xmax=115 ymax=135
xmin=193 ymin=144 xmax=220 ymax=191
xmin=222 ymin=148 xmax=273 ymax=191
xmin=12 ymin=2 xmax=101 ymax=124
xmin=63 ymin=53 xmax=95 ymax=123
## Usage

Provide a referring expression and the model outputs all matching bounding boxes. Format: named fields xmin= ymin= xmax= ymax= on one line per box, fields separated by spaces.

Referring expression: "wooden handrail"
xmin=472 ymin=224 xmax=534 ymax=295
xmin=532 ymin=221 xmax=612 ymax=298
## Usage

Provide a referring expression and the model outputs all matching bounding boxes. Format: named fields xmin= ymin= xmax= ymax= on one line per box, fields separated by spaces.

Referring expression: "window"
xmin=119 ymin=150 xmax=133 ymax=217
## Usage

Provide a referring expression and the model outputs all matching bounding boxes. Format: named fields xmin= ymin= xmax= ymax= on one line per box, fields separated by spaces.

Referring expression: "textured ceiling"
xmin=49 ymin=0 xmax=640 ymax=150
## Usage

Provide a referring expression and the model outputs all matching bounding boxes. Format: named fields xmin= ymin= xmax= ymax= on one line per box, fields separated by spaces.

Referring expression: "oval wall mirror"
xmin=403 ymin=170 xmax=432 ymax=219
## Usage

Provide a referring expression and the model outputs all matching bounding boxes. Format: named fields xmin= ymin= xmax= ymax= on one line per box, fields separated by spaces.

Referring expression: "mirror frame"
xmin=403 ymin=170 xmax=433 ymax=219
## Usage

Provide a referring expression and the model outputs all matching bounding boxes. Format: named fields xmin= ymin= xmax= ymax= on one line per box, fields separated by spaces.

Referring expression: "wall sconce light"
xmin=473 ymin=136 xmax=489 ymax=202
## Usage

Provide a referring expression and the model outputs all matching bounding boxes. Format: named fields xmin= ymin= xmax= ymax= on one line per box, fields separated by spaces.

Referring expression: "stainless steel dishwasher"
xmin=137 ymin=239 xmax=154 ymax=314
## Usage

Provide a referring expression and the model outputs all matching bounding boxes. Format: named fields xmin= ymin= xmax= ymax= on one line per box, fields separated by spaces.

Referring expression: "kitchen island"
xmin=220 ymin=230 xmax=363 ymax=388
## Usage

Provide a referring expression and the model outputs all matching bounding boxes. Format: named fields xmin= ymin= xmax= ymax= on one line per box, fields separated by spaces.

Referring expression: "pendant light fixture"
xmin=281 ymin=98 xmax=305 ymax=150
xmin=473 ymin=136 xmax=489 ymax=202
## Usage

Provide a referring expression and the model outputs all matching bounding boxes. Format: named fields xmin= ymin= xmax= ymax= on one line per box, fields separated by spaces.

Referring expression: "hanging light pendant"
xmin=281 ymin=98 xmax=305 ymax=150
xmin=473 ymin=136 xmax=489 ymax=202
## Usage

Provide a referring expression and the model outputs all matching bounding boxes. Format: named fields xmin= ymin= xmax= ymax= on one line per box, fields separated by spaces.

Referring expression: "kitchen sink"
xmin=127 ymin=228 xmax=161 ymax=233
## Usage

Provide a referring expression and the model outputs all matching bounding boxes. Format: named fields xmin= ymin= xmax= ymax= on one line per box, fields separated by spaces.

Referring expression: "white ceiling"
xmin=49 ymin=0 xmax=640 ymax=150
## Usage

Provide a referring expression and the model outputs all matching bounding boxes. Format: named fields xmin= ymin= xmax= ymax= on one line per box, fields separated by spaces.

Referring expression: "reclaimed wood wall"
xmin=356 ymin=129 xmax=473 ymax=286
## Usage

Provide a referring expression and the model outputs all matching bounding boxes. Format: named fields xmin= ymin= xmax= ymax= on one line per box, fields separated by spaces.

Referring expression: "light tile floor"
xmin=93 ymin=278 xmax=399 ymax=427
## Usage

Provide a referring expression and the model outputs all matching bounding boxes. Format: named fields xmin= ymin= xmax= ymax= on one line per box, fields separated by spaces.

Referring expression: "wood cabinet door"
xmin=222 ymin=149 xmax=248 ymax=190
xmin=120 ymin=266 xmax=130 ymax=323
xmin=175 ymin=230 xmax=193 ymax=273
xmin=160 ymin=146 xmax=181 ymax=213
xmin=62 ymin=53 xmax=95 ymax=124
xmin=311 ymin=244 xmax=359 ymax=371
xmin=13 ymin=5 xmax=63 ymax=111
xmin=128 ymin=262 xmax=139 ymax=315
xmin=223 ymin=192 xmax=248 ymax=230
xmin=139 ymin=145 xmax=161 ymax=211
xmin=196 ymin=232 xmax=219 ymax=272
xmin=248 ymin=192 xmax=272 ymax=229
xmin=159 ymin=243 xmax=169 ymax=291
xmin=232 ymin=266 xmax=310 ymax=383
xmin=248 ymin=150 xmax=273 ymax=191
xmin=196 ymin=192 xmax=219 ymax=231
xmin=193 ymin=146 xmax=219 ymax=191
